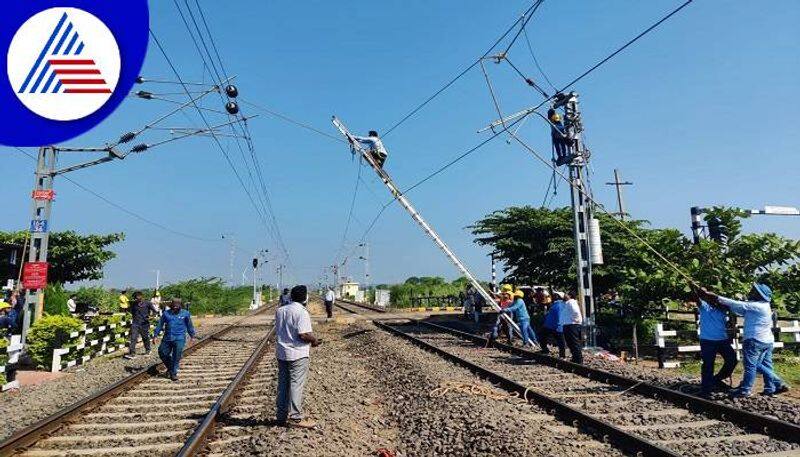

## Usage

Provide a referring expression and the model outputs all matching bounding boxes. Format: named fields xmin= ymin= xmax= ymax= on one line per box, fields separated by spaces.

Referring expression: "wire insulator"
xmin=136 ymin=76 xmax=145 ymax=84
xmin=136 ymin=91 xmax=153 ymax=100
xmin=225 ymin=101 xmax=239 ymax=115
xmin=118 ymin=132 xmax=136 ymax=144
xmin=225 ymin=85 xmax=239 ymax=98
xmin=131 ymin=144 xmax=149 ymax=153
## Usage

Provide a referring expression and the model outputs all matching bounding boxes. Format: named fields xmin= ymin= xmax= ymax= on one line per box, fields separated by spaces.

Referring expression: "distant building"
xmin=339 ymin=282 xmax=359 ymax=299
xmin=0 ymin=242 xmax=24 ymax=289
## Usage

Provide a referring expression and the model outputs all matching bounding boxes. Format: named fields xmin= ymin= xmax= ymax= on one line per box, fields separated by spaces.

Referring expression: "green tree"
xmin=472 ymin=206 xmax=800 ymax=314
xmin=0 ymin=230 xmax=124 ymax=284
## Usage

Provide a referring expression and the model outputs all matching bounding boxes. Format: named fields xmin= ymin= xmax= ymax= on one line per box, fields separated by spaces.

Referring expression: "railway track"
xmin=333 ymin=298 xmax=387 ymax=315
xmin=0 ymin=307 xmax=275 ymax=457
xmin=377 ymin=320 xmax=800 ymax=457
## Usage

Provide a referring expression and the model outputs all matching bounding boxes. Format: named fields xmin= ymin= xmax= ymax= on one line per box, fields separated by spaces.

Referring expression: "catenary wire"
xmin=12 ymin=147 xmax=219 ymax=242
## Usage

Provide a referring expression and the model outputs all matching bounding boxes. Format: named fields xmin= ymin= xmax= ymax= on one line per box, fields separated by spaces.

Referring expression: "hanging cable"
xmin=522 ymin=25 xmax=557 ymax=92
xmin=382 ymin=0 xmax=545 ymax=137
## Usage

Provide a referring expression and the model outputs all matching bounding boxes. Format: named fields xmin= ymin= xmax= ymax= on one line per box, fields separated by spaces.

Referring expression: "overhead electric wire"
xmin=522 ymin=25 xmax=557 ymax=92
xmin=382 ymin=0 xmax=545 ymax=137
xmin=12 ymin=147 xmax=218 ymax=242
xmin=239 ymin=99 xmax=345 ymax=143
xmin=149 ymin=29 xmax=276 ymax=244
xmin=335 ymin=162 xmax=363 ymax=264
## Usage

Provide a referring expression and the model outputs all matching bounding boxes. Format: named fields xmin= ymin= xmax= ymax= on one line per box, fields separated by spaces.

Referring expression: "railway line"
xmin=0 ymin=306 xmax=276 ymax=457
xmin=378 ymin=319 xmax=800 ymax=457
xmin=332 ymin=298 xmax=387 ymax=315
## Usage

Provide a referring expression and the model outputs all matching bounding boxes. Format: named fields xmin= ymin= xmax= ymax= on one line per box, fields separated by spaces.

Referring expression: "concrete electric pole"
xmin=605 ymin=169 xmax=633 ymax=221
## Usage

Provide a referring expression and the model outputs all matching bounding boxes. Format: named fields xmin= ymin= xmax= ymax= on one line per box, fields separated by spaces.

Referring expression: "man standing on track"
xmin=324 ymin=287 xmax=335 ymax=319
xmin=124 ymin=291 xmax=159 ymax=360
xmin=153 ymin=298 xmax=196 ymax=381
xmin=503 ymin=290 xmax=538 ymax=348
xmin=540 ymin=292 xmax=566 ymax=358
xmin=559 ymin=291 xmax=584 ymax=364
xmin=695 ymin=295 xmax=737 ymax=396
xmin=280 ymin=288 xmax=291 ymax=306
xmin=275 ymin=285 xmax=320 ymax=428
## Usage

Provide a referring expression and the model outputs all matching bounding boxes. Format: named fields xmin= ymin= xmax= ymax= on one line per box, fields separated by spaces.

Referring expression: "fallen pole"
xmin=332 ymin=116 xmax=521 ymax=336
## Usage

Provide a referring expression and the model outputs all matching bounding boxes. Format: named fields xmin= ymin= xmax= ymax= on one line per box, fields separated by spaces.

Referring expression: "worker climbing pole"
xmin=331 ymin=116 xmax=522 ymax=337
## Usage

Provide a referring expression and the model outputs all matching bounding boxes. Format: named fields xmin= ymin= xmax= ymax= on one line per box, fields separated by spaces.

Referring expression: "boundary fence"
xmin=50 ymin=320 xmax=130 ymax=372
xmin=1 ymin=335 xmax=23 ymax=391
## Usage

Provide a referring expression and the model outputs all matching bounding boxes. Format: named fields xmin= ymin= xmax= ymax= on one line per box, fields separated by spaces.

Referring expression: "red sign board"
xmin=23 ymin=262 xmax=49 ymax=290
xmin=32 ymin=190 xmax=55 ymax=201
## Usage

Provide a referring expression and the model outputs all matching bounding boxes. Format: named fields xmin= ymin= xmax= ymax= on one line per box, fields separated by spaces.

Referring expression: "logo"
xmin=0 ymin=1 xmax=149 ymax=146
xmin=8 ymin=8 xmax=120 ymax=121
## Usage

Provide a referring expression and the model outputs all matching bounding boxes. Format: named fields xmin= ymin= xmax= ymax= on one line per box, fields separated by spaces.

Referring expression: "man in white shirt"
xmin=700 ymin=284 xmax=790 ymax=398
xmin=324 ymin=287 xmax=335 ymax=319
xmin=354 ymin=130 xmax=388 ymax=168
xmin=275 ymin=285 xmax=320 ymax=428
xmin=558 ymin=291 xmax=584 ymax=364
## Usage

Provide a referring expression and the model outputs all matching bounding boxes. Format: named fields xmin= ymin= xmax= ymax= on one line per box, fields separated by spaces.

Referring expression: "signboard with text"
xmin=22 ymin=262 xmax=49 ymax=290
xmin=32 ymin=190 xmax=56 ymax=201
xmin=30 ymin=219 xmax=48 ymax=233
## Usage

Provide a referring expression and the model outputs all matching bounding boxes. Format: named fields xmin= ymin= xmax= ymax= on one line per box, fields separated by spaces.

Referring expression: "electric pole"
xmin=221 ymin=234 xmax=236 ymax=285
xmin=605 ymin=169 xmax=633 ymax=220
xmin=358 ymin=242 xmax=370 ymax=288
xmin=490 ymin=252 xmax=498 ymax=293
xmin=554 ymin=91 xmax=599 ymax=349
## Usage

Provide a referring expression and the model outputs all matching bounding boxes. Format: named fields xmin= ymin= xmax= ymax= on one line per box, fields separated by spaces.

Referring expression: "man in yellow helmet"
xmin=0 ymin=301 xmax=19 ymax=332
xmin=118 ymin=289 xmax=130 ymax=311
xmin=548 ymin=108 xmax=571 ymax=166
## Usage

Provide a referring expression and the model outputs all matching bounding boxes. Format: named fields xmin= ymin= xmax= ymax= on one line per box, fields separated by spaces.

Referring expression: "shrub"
xmin=26 ymin=315 xmax=83 ymax=369
xmin=75 ymin=286 xmax=117 ymax=313
xmin=160 ymin=278 xmax=252 ymax=315
xmin=44 ymin=283 xmax=69 ymax=316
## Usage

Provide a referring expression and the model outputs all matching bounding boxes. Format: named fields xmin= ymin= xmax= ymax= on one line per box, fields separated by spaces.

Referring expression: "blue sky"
xmin=2 ymin=1 xmax=799 ymax=289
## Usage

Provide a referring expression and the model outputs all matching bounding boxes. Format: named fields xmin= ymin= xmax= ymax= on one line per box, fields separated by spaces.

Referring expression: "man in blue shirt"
xmin=700 ymin=284 xmax=790 ymax=398
xmin=0 ymin=301 xmax=18 ymax=333
xmin=503 ymin=290 xmax=538 ymax=348
xmin=153 ymin=298 xmax=196 ymax=381
xmin=540 ymin=293 xmax=566 ymax=357
xmin=696 ymin=298 xmax=737 ymax=396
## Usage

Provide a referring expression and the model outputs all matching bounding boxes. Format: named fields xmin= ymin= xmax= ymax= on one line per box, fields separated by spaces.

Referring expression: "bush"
xmin=75 ymin=286 xmax=117 ymax=313
xmin=26 ymin=315 xmax=83 ymax=369
xmin=88 ymin=314 xmax=125 ymax=328
xmin=44 ymin=283 xmax=69 ymax=316
xmin=160 ymin=278 xmax=252 ymax=315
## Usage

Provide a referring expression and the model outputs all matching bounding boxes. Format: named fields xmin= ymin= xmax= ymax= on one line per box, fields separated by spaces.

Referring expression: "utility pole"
xmin=490 ymin=253 xmax=498 ymax=293
xmin=554 ymin=92 xmax=598 ymax=349
xmin=251 ymin=257 xmax=260 ymax=309
xmin=221 ymin=234 xmax=236 ymax=285
xmin=151 ymin=269 xmax=160 ymax=292
xmin=605 ymin=169 xmax=633 ymax=221
xmin=358 ymin=242 xmax=370 ymax=288
xmin=276 ymin=264 xmax=284 ymax=292
xmin=22 ymin=145 xmax=124 ymax=345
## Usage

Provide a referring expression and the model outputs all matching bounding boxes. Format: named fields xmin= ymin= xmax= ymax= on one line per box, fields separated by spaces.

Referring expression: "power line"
xmin=239 ymin=99 xmax=344 ymax=143
xmin=522 ymin=22 xmax=557 ymax=92
xmin=12 ymin=147 xmax=218 ymax=242
xmin=382 ymin=0 xmax=544 ymax=137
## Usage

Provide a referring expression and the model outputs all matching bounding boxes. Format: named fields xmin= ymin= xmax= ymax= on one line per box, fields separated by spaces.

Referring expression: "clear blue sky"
xmin=2 ymin=1 xmax=799 ymax=289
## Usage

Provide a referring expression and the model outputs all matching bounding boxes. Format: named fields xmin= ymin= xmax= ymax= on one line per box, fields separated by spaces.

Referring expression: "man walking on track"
xmin=153 ymin=298 xmax=196 ymax=381
xmin=275 ymin=285 xmax=320 ymax=428
xmin=124 ymin=291 xmax=159 ymax=360
xmin=324 ymin=287 xmax=335 ymax=318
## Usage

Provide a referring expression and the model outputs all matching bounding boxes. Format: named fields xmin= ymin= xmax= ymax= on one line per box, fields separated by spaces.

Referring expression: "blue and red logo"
xmin=1 ymin=2 xmax=148 ymax=146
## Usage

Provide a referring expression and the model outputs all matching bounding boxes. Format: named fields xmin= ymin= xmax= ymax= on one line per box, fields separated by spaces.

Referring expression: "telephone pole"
xmin=221 ymin=234 xmax=236 ymax=285
xmin=358 ymin=242 xmax=370 ymax=288
xmin=605 ymin=169 xmax=633 ymax=221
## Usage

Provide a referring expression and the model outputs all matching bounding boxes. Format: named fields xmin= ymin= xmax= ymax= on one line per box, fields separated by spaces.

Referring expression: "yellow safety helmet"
xmin=514 ymin=290 xmax=525 ymax=298
xmin=500 ymin=284 xmax=513 ymax=292
xmin=0 ymin=301 xmax=10 ymax=311
xmin=550 ymin=112 xmax=562 ymax=123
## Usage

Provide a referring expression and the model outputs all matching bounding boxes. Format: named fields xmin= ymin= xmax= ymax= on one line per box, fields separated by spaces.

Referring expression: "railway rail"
xmin=333 ymin=298 xmax=387 ymax=314
xmin=376 ymin=320 xmax=800 ymax=457
xmin=0 ymin=306 xmax=276 ymax=457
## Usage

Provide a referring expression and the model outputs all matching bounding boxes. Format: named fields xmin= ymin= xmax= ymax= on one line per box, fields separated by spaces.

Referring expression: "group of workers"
xmin=121 ymin=290 xmax=196 ymax=382
xmin=464 ymin=284 xmax=585 ymax=364
xmin=697 ymin=284 xmax=791 ymax=398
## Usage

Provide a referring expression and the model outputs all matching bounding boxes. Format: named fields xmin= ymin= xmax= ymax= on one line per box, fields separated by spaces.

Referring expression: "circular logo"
xmin=7 ymin=8 xmax=120 ymax=121
xmin=0 ymin=1 xmax=148 ymax=146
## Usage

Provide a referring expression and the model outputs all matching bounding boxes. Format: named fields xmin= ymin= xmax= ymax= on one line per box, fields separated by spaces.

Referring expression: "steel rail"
xmin=336 ymin=298 xmax=387 ymax=313
xmin=375 ymin=320 xmax=678 ymax=457
xmin=0 ymin=304 xmax=275 ymax=455
xmin=419 ymin=320 xmax=800 ymax=443
xmin=178 ymin=326 xmax=276 ymax=456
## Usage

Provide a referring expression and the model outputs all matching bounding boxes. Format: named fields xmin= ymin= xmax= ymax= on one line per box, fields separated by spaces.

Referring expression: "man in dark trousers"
xmin=124 ymin=291 xmax=159 ymax=360
xmin=153 ymin=298 xmax=196 ymax=381
xmin=324 ymin=287 xmax=335 ymax=319
xmin=559 ymin=291 xmax=584 ymax=364
xmin=275 ymin=285 xmax=320 ymax=428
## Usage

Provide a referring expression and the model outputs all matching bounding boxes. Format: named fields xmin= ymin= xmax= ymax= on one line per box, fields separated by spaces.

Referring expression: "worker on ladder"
xmin=548 ymin=109 xmax=571 ymax=166
xmin=354 ymin=130 xmax=388 ymax=168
